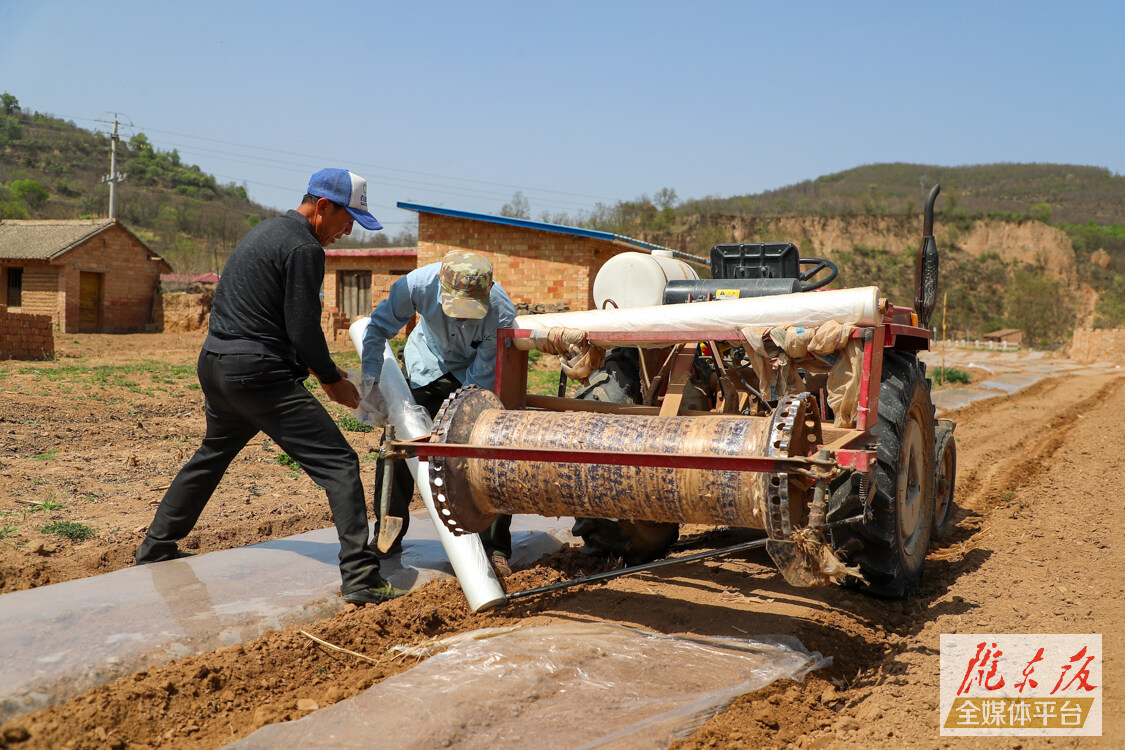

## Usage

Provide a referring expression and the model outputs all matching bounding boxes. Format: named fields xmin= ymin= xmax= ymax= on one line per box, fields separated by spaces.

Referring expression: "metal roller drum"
xmin=428 ymin=387 xmax=794 ymax=535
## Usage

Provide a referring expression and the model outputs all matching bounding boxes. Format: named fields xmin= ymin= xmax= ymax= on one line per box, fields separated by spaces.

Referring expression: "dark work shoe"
xmin=135 ymin=548 xmax=196 ymax=565
xmin=490 ymin=552 xmax=512 ymax=577
xmin=342 ymin=580 xmax=406 ymax=606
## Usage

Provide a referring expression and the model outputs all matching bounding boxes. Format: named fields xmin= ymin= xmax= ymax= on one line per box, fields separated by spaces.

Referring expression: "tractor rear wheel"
xmin=572 ymin=348 xmax=680 ymax=565
xmin=831 ymin=351 xmax=935 ymax=597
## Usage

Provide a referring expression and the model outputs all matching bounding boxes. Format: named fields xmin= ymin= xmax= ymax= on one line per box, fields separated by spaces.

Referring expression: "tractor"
xmin=395 ymin=186 xmax=956 ymax=598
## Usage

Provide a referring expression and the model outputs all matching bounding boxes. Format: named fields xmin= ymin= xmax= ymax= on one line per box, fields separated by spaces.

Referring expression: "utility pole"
xmin=100 ymin=114 xmax=127 ymax=219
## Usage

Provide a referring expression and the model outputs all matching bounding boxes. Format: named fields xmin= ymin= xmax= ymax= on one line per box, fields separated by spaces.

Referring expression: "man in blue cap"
xmin=136 ymin=169 xmax=402 ymax=606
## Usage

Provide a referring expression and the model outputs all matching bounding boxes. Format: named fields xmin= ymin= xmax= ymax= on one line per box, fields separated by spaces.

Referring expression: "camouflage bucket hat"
xmin=440 ymin=250 xmax=493 ymax=319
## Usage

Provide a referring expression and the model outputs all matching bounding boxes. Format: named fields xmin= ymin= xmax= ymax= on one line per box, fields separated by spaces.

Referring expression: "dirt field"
xmin=0 ymin=333 xmax=1121 ymax=749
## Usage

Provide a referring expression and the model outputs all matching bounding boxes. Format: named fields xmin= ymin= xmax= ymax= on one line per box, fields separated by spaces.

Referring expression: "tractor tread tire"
xmin=830 ymin=351 xmax=935 ymax=598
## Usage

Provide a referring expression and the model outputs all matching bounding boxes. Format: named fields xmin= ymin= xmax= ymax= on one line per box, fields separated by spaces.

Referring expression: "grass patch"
xmin=526 ymin=366 xmax=579 ymax=397
xmin=339 ymin=414 xmax=375 ymax=433
xmin=17 ymin=361 xmax=197 ymax=389
xmin=0 ymin=523 xmax=17 ymax=540
xmin=931 ymin=367 xmax=971 ymax=385
xmin=40 ymin=520 xmax=96 ymax=541
xmin=29 ymin=497 xmax=67 ymax=512
xmin=276 ymin=454 xmax=301 ymax=470
xmin=32 ymin=448 xmax=61 ymax=461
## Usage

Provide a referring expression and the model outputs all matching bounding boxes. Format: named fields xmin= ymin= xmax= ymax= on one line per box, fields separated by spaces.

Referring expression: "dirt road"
xmin=0 ymin=335 xmax=1120 ymax=748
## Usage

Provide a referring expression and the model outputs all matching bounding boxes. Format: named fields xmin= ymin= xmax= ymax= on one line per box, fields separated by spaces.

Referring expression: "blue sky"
xmin=2 ymin=1 xmax=1122 ymax=239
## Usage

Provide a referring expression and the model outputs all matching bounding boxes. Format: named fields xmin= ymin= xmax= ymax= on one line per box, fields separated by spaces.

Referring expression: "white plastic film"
xmin=226 ymin=623 xmax=829 ymax=750
xmin=349 ymin=318 xmax=506 ymax=612
xmin=514 ymin=285 xmax=882 ymax=350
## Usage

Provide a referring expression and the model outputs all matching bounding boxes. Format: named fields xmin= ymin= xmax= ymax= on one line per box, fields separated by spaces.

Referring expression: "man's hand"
xmin=358 ymin=378 xmax=388 ymax=419
xmin=320 ymin=366 xmax=360 ymax=409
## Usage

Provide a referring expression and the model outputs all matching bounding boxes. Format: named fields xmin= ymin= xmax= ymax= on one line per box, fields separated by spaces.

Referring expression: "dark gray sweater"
xmin=203 ymin=210 xmax=339 ymax=384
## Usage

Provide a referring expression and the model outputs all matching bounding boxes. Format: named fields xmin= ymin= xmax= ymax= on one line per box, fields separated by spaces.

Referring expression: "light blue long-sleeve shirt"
xmin=361 ymin=262 xmax=517 ymax=390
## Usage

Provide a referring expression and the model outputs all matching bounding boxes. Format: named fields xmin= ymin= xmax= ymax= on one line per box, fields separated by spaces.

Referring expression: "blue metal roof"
xmin=396 ymin=201 xmax=708 ymax=265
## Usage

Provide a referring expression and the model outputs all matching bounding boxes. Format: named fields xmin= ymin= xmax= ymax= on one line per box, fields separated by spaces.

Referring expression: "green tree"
xmin=0 ymin=93 xmax=18 ymax=115
xmin=0 ymin=200 xmax=28 ymax=219
xmin=1004 ymin=266 xmax=1075 ymax=347
xmin=10 ymin=179 xmax=49 ymax=209
xmin=0 ymin=116 xmax=21 ymax=145
xmin=1030 ymin=202 xmax=1053 ymax=224
xmin=1093 ymin=274 xmax=1125 ymax=328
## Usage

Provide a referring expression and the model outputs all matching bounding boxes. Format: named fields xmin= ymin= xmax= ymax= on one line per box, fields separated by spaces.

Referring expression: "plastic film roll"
xmin=349 ymin=318 xmax=506 ymax=611
xmin=514 ymin=286 xmax=882 ymax=350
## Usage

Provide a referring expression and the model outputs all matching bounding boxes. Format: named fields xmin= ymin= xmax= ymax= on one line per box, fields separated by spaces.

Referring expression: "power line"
xmin=43 ymin=117 xmax=592 ymax=214
xmin=127 ymin=123 xmax=619 ymax=202
xmin=52 ymin=112 xmax=620 ymax=206
xmin=155 ymin=141 xmax=597 ymax=212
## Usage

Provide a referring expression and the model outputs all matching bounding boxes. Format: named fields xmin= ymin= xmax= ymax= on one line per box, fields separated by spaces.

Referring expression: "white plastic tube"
xmin=514 ymin=285 xmax=882 ymax=350
xmin=349 ymin=318 xmax=506 ymax=612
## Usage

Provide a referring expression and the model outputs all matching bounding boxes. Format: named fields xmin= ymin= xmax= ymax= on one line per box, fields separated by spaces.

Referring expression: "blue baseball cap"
xmin=306 ymin=168 xmax=383 ymax=230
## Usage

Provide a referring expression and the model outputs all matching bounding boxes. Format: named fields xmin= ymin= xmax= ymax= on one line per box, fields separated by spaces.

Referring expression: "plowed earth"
xmin=0 ymin=334 xmax=1121 ymax=749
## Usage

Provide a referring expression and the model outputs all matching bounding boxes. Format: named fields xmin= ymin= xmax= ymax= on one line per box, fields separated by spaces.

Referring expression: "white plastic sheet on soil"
xmin=226 ymin=622 xmax=828 ymax=750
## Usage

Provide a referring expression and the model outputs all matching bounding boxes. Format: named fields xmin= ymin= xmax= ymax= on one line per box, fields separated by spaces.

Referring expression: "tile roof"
xmin=0 ymin=219 xmax=120 ymax=261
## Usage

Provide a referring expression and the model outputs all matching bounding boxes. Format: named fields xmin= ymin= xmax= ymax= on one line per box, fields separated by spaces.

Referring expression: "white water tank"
xmin=592 ymin=250 xmax=699 ymax=310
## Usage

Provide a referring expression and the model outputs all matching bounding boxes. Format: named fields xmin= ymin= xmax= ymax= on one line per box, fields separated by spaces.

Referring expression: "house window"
xmin=5 ymin=267 xmax=21 ymax=307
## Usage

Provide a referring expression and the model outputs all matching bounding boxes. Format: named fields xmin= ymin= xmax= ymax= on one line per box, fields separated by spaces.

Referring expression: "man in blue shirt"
xmin=361 ymin=250 xmax=517 ymax=573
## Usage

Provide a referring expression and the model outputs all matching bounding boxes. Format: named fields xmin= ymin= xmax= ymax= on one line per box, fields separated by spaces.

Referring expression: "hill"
xmin=677 ymin=162 xmax=1125 ymax=226
xmin=573 ymin=164 xmax=1125 ymax=344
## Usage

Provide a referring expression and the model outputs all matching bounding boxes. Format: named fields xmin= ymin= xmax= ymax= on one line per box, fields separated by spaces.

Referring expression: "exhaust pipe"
xmin=914 ymin=184 xmax=941 ymax=330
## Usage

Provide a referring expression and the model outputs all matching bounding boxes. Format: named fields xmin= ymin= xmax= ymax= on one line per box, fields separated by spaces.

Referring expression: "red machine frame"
xmin=392 ymin=300 xmax=931 ymax=482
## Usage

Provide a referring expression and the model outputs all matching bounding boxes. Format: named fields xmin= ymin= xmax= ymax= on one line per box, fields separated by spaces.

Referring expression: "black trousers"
xmin=373 ymin=371 xmax=513 ymax=557
xmin=136 ymin=351 xmax=384 ymax=594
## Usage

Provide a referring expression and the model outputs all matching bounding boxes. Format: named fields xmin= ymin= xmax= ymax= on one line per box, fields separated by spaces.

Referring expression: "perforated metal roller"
xmin=426 ymin=387 xmax=823 ymax=536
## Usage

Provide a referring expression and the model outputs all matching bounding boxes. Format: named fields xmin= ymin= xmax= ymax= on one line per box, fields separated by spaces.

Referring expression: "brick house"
xmin=983 ymin=329 xmax=1023 ymax=345
xmin=0 ymin=219 xmax=171 ymax=333
xmin=321 ymin=247 xmax=417 ymax=342
xmin=399 ymin=202 xmax=689 ymax=313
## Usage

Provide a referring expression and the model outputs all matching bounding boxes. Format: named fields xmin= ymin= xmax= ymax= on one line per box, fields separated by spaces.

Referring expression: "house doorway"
xmin=338 ymin=271 xmax=371 ymax=321
xmin=79 ymin=272 xmax=103 ymax=332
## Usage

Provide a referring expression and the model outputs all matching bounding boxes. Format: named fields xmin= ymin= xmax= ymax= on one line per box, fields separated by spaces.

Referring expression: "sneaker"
xmin=490 ymin=552 xmax=512 ymax=577
xmin=342 ymin=580 xmax=406 ymax=606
